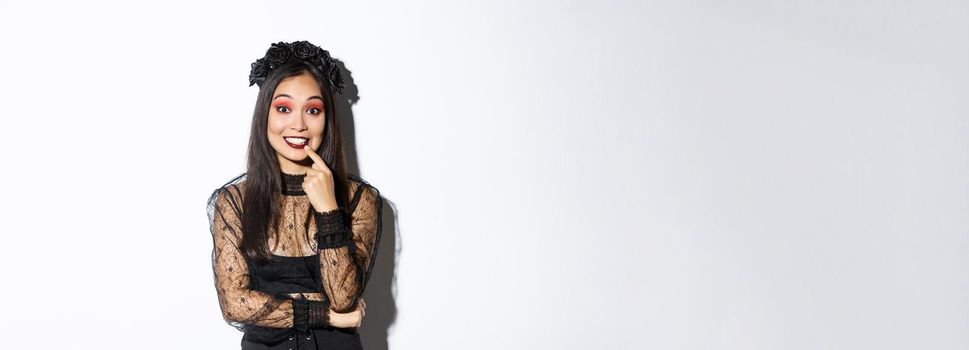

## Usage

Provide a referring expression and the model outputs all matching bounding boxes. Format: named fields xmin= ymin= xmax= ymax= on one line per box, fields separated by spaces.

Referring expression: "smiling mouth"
xmin=283 ymin=137 xmax=308 ymax=149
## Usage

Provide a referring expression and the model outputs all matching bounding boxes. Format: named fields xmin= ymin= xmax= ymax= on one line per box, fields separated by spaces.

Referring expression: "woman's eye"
xmin=308 ymin=107 xmax=321 ymax=115
xmin=276 ymin=106 xmax=291 ymax=113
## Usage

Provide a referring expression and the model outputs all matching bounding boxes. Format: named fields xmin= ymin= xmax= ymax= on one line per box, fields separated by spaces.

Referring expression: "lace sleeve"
xmin=313 ymin=182 xmax=383 ymax=313
xmin=207 ymin=183 xmax=328 ymax=331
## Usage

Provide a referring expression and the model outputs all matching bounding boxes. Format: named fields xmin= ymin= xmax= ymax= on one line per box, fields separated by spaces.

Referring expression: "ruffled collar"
xmin=280 ymin=171 xmax=307 ymax=196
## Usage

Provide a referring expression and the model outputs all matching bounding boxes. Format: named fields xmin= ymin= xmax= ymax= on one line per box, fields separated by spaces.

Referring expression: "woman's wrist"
xmin=293 ymin=298 xmax=328 ymax=330
xmin=327 ymin=307 xmax=361 ymax=328
xmin=327 ymin=309 xmax=347 ymax=328
xmin=314 ymin=204 xmax=341 ymax=215
xmin=314 ymin=207 xmax=351 ymax=248
xmin=314 ymin=200 xmax=339 ymax=212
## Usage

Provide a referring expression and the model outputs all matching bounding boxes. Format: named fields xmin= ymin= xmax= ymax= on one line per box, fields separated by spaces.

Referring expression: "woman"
xmin=206 ymin=41 xmax=383 ymax=350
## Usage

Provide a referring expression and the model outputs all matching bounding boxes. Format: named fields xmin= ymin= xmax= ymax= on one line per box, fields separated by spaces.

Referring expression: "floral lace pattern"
xmin=206 ymin=172 xmax=382 ymax=342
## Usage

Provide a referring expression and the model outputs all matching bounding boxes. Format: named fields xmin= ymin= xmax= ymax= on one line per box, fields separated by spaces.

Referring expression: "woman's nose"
xmin=289 ymin=114 xmax=307 ymax=130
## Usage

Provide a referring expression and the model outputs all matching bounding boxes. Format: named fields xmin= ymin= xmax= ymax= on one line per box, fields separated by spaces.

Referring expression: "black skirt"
xmin=240 ymin=327 xmax=362 ymax=350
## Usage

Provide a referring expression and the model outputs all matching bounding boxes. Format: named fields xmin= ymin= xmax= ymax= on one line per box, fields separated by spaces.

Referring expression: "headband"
xmin=248 ymin=40 xmax=345 ymax=94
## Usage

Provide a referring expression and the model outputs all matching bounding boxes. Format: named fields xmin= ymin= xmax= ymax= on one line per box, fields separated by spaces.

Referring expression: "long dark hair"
xmin=240 ymin=62 xmax=350 ymax=264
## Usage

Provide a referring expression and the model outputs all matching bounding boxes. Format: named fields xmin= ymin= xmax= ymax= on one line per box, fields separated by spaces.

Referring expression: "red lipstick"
xmin=283 ymin=137 xmax=308 ymax=149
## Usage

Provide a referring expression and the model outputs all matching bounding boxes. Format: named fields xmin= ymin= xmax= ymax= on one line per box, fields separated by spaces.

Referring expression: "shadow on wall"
xmin=336 ymin=60 xmax=400 ymax=350
xmin=359 ymin=199 xmax=398 ymax=350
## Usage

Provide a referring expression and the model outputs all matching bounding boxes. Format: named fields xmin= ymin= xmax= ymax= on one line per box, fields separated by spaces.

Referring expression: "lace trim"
xmin=281 ymin=172 xmax=307 ymax=196
xmin=314 ymin=207 xmax=352 ymax=248
xmin=292 ymin=298 xmax=329 ymax=333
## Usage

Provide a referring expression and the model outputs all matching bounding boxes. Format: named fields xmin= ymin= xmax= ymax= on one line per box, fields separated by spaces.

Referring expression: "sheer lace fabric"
xmin=206 ymin=172 xmax=382 ymax=344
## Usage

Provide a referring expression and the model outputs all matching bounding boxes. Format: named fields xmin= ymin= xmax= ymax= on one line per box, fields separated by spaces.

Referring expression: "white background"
xmin=1 ymin=1 xmax=967 ymax=349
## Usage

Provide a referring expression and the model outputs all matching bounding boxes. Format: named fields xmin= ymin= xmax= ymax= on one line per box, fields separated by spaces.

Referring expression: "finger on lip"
xmin=304 ymin=146 xmax=325 ymax=165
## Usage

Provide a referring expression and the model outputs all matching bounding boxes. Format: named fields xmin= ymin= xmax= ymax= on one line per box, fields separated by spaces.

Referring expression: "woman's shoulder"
xmin=208 ymin=173 xmax=248 ymax=204
xmin=218 ymin=173 xmax=248 ymax=191
xmin=346 ymin=173 xmax=381 ymax=212
xmin=347 ymin=173 xmax=380 ymax=196
xmin=347 ymin=173 xmax=377 ymax=192
xmin=207 ymin=172 xmax=376 ymax=205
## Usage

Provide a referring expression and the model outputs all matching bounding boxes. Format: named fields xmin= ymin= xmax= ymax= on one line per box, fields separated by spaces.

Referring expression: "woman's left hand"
xmin=302 ymin=145 xmax=339 ymax=212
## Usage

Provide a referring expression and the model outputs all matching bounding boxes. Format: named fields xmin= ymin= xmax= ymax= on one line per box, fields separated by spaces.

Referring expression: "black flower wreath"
xmin=248 ymin=41 xmax=345 ymax=94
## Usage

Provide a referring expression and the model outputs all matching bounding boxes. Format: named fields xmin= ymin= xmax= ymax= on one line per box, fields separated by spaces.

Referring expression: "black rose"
xmin=334 ymin=76 xmax=345 ymax=93
xmin=292 ymin=41 xmax=319 ymax=59
xmin=317 ymin=49 xmax=332 ymax=64
xmin=265 ymin=42 xmax=292 ymax=65
xmin=327 ymin=67 xmax=345 ymax=94
xmin=248 ymin=58 xmax=268 ymax=86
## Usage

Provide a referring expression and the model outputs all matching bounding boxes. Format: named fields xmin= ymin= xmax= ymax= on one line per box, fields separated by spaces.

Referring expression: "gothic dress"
xmin=207 ymin=172 xmax=382 ymax=349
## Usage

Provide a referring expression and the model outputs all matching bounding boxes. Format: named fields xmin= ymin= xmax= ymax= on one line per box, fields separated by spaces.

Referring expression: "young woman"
xmin=206 ymin=41 xmax=383 ymax=350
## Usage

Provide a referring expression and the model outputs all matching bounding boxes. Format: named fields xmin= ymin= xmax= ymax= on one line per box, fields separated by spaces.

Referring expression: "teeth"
xmin=284 ymin=137 xmax=307 ymax=145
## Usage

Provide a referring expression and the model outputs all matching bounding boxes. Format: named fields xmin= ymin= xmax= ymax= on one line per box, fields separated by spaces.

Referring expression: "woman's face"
xmin=267 ymin=72 xmax=326 ymax=172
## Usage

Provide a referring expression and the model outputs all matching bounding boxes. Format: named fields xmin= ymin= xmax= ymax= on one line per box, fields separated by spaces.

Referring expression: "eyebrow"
xmin=272 ymin=94 xmax=324 ymax=102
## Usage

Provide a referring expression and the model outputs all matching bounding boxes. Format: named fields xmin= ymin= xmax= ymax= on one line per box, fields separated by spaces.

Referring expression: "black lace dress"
xmin=206 ymin=171 xmax=383 ymax=349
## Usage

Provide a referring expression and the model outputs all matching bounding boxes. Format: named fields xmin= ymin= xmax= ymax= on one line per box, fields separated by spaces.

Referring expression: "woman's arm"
xmin=313 ymin=182 xmax=382 ymax=313
xmin=209 ymin=185 xmax=328 ymax=331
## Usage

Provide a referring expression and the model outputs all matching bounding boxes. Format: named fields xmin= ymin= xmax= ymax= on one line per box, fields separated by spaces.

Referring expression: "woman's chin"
xmin=276 ymin=150 xmax=309 ymax=164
